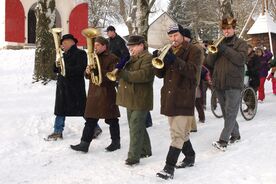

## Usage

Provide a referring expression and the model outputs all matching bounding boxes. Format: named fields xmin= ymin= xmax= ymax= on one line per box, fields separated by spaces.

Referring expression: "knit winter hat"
xmin=167 ymin=24 xmax=191 ymax=39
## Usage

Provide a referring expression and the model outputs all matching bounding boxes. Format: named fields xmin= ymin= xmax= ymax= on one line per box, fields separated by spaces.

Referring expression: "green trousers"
xmin=127 ymin=109 xmax=152 ymax=161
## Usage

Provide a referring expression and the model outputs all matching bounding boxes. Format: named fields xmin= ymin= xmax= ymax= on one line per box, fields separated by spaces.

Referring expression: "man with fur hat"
xmin=155 ymin=24 xmax=201 ymax=180
xmin=206 ymin=17 xmax=248 ymax=151
xmin=116 ymin=35 xmax=154 ymax=166
xmin=70 ymin=36 xmax=121 ymax=153
xmin=46 ymin=34 xmax=88 ymax=141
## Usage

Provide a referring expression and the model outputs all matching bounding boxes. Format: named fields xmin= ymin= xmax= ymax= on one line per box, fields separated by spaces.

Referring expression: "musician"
xmin=206 ymin=17 xmax=248 ymax=150
xmin=155 ymin=24 xmax=201 ymax=180
xmin=70 ymin=36 xmax=121 ymax=152
xmin=46 ymin=34 xmax=87 ymax=141
xmin=116 ymin=35 xmax=154 ymax=165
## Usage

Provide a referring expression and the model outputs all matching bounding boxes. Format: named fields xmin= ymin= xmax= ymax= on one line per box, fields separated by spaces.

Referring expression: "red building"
xmin=1 ymin=0 xmax=89 ymax=48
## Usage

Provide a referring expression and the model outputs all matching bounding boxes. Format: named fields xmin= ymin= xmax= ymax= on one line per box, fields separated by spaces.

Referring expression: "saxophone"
xmin=51 ymin=28 xmax=66 ymax=77
xmin=82 ymin=28 xmax=102 ymax=86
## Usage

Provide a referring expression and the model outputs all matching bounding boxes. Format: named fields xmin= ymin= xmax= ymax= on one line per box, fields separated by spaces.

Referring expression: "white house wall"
xmin=0 ymin=0 xmax=6 ymax=48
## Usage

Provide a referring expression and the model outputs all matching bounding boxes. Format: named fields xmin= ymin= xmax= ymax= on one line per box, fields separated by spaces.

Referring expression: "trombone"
xmin=152 ymin=42 xmax=174 ymax=69
xmin=51 ymin=28 xmax=66 ymax=77
xmin=106 ymin=68 xmax=118 ymax=81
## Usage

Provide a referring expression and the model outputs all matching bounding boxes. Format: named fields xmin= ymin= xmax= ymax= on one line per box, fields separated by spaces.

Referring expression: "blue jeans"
xmin=54 ymin=116 xmax=65 ymax=133
xmin=53 ymin=116 xmax=101 ymax=134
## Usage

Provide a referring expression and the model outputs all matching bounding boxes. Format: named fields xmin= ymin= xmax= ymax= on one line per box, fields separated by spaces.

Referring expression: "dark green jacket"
xmin=206 ymin=35 xmax=248 ymax=90
xmin=116 ymin=50 xmax=154 ymax=111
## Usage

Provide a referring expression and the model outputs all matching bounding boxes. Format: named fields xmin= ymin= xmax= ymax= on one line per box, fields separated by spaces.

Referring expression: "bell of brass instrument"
xmin=82 ymin=28 xmax=102 ymax=86
xmin=51 ymin=28 xmax=66 ymax=77
xmin=207 ymin=36 xmax=225 ymax=54
xmin=152 ymin=42 xmax=174 ymax=69
xmin=106 ymin=68 xmax=118 ymax=81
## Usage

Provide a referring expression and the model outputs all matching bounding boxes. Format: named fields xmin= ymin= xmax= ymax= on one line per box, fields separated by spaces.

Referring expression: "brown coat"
xmin=155 ymin=41 xmax=202 ymax=116
xmin=206 ymin=35 xmax=248 ymax=90
xmin=84 ymin=51 xmax=120 ymax=119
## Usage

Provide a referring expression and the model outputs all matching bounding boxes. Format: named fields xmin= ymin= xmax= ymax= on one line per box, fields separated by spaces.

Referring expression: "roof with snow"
xmin=247 ymin=12 xmax=276 ymax=34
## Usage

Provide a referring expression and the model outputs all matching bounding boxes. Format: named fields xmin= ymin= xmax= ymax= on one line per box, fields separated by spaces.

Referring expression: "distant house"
xmin=247 ymin=12 xmax=276 ymax=55
xmin=147 ymin=12 xmax=176 ymax=49
xmin=0 ymin=0 xmax=89 ymax=49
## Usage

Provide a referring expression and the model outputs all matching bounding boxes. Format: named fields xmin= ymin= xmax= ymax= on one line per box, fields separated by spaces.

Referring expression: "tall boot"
xmin=176 ymin=140 xmax=195 ymax=168
xmin=105 ymin=120 xmax=121 ymax=152
xmin=156 ymin=146 xmax=181 ymax=180
xmin=70 ymin=141 xmax=90 ymax=153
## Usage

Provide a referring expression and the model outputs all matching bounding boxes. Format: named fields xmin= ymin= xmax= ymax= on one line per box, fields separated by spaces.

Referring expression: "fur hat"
xmin=95 ymin=36 xmax=108 ymax=46
xmin=167 ymin=24 xmax=191 ymax=38
xmin=127 ymin=35 xmax=145 ymax=46
xmin=60 ymin=34 xmax=78 ymax=44
xmin=221 ymin=17 xmax=237 ymax=29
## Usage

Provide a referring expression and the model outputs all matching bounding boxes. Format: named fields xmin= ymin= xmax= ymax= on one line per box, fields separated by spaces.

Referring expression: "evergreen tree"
xmin=34 ymin=0 xmax=56 ymax=84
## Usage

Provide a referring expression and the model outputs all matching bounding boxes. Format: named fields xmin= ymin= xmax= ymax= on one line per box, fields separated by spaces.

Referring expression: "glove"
xmin=116 ymin=56 xmax=129 ymax=69
xmin=218 ymin=43 xmax=227 ymax=53
xmin=267 ymin=73 xmax=273 ymax=81
xmin=164 ymin=49 xmax=176 ymax=65
xmin=152 ymin=50 xmax=159 ymax=57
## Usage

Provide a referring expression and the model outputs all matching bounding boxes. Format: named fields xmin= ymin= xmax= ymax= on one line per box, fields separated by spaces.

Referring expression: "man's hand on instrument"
xmin=164 ymin=49 xmax=176 ymax=65
xmin=86 ymin=65 xmax=92 ymax=75
xmin=116 ymin=56 xmax=130 ymax=70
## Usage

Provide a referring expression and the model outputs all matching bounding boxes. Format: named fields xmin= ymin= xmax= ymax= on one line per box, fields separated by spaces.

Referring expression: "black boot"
xmin=105 ymin=139 xmax=121 ymax=152
xmin=156 ymin=146 xmax=181 ymax=180
xmin=105 ymin=119 xmax=120 ymax=152
xmin=70 ymin=141 xmax=90 ymax=153
xmin=176 ymin=140 xmax=195 ymax=168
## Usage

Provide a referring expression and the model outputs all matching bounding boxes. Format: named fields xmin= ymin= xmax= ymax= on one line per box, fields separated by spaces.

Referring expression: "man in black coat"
xmin=46 ymin=34 xmax=88 ymax=141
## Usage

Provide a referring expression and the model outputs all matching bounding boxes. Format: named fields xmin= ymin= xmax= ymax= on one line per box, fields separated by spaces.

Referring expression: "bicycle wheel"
xmin=210 ymin=90 xmax=223 ymax=118
xmin=240 ymin=87 xmax=258 ymax=121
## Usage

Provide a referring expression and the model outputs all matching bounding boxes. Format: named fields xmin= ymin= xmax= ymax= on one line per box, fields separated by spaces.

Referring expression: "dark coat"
xmin=54 ymin=45 xmax=87 ymax=116
xmin=108 ymin=34 xmax=130 ymax=59
xmin=155 ymin=41 xmax=202 ymax=116
xmin=116 ymin=50 xmax=154 ymax=111
xmin=84 ymin=51 xmax=120 ymax=119
xmin=247 ymin=52 xmax=261 ymax=90
xmin=206 ymin=35 xmax=248 ymax=90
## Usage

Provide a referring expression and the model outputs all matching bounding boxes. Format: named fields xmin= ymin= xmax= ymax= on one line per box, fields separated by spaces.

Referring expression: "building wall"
xmin=2 ymin=0 xmax=88 ymax=48
xmin=0 ymin=0 xmax=5 ymax=48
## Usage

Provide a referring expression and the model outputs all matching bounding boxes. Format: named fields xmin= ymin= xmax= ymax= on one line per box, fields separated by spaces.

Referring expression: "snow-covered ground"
xmin=0 ymin=49 xmax=276 ymax=184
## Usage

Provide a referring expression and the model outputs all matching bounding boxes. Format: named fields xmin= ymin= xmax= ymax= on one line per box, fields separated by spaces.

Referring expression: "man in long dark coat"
xmin=46 ymin=34 xmax=87 ymax=141
xmin=70 ymin=36 xmax=121 ymax=153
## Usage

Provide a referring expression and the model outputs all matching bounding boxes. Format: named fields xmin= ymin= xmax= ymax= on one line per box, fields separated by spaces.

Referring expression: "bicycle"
xmin=210 ymin=85 xmax=258 ymax=121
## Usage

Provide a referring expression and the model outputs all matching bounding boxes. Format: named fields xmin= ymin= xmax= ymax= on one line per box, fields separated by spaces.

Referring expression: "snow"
xmin=0 ymin=49 xmax=276 ymax=184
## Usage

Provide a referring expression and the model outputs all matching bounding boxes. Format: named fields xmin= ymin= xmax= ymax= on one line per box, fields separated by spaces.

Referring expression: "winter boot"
xmin=92 ymin=126 xmax=103 ymax=139
xmin=156 ymin=146 xmax=181 ymax=180
xmin=212 ymin=139 xmax=228 ymax=151
xmin=105 ymin=139 xmax=121 ymax=152
xmin=176 ymin=140 xmax=195 ymax=168
xmin=229 ymin=136 xmax=241 ymax=144
xmin=45 ymin=132 xmax=63 ymax=141
xmin=70 ymin=141 xmax=90 ymax=153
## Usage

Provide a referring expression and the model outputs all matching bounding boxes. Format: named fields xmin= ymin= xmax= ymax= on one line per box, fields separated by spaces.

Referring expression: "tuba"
xmin=207 ymin=36 xmax=225 ymax=54
xmin=51 ymin=28 xmax=66 ymax=77
xmin=82 ymin=28 xmax=102 ymax=86
xmin=152 ymin=42 xmax=174 ymax=69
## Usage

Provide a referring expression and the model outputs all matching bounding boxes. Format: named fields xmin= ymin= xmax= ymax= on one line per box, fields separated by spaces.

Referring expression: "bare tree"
xmin=34 ymin=0 xmax=56 ymax=84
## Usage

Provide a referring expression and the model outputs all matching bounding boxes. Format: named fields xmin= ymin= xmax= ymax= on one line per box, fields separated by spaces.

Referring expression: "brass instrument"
xmin=51 ymin=28 xmax=66 ymax=77
xmin=106 ymin=68 xmax=118 ymax=81
xmin=82 ymin=28 xmax=102 ymax=86
xmin=207 ymin=36 xmax=225 ymax=54
xmin=152 ymin=42 xmax=174 ymax=69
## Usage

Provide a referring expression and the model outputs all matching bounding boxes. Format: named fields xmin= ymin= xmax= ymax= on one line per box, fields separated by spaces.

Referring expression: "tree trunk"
xmin=219 ymin=0 xmax=234 ymax=19
xmin=34 ymin=0 xmax=56 ymax=84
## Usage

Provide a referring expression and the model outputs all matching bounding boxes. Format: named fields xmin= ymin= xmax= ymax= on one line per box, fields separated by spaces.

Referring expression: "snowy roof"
xmin=247 ymin=12 xmax=276 ymax=34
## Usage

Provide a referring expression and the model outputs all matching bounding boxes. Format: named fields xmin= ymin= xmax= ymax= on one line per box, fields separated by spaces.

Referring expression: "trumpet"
xmin=51 ymin=28 xmax=66 ymax=77
xmin=106 ymin=68 xmax=118 ymax=81
xmin=207 ymin=36 xmax=225 ymax=54
xmin=82 ymin=28 xmax=102 ymax=86
xmin=152 ymin=42 xmax=174 ymax=69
